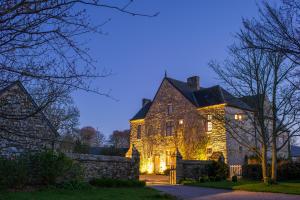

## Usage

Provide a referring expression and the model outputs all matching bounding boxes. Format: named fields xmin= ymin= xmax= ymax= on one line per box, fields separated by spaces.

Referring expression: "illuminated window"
xmin=207 ymin=114 xmax=213 ymax=132
xmin=137 ymin=125 xmax=142 ymax=139
xmin=207 ymin=148 xmax=212 ymax=155
xmin=234 ymin=114 xmax=243 ymax=121
xmin=166 ymin=121 xmax=174 ymax=136
xmin=167 ymin=104 xmax=173 ymax=115
xmin=207 ymin=114 xmax=212 ymax=120
xmin=179 ymin=119 xmax=183 ymax=125
xmin=207 ymin=121 xmax=212 ymax=132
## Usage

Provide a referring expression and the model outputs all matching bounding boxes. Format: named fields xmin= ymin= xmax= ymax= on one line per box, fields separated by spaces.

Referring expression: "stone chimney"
xmin=142 ymin=98 xmax=151 ymax=107
xmin=187 ymin=76 xmax=200 ymax=90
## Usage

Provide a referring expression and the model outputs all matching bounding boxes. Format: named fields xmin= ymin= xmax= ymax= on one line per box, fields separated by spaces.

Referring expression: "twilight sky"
xmin=72 ymin=0 xmax=263 ymax=138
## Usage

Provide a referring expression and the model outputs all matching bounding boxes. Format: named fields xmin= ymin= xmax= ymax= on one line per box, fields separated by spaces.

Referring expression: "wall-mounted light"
xmin=179 ymin=119 xmax=184 ymax=125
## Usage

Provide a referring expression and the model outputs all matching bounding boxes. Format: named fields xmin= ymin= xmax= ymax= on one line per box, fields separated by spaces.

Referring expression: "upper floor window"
xmin=239 ymin=145 xmax=243 ymax=153
xmin=167 ymin=104 xmax=173 ymax=115
xmin=166 ymin=121 xmax=174 ymax=136
xmin=207 ymin=114 xmax=212 ymax=132
xmin=137 ymin=125 xmax=142 ymax=139
xmin=234 ymin=114 xmax=243 ymax=121
xmin=207 ymin=114 xmax=212 ymax=121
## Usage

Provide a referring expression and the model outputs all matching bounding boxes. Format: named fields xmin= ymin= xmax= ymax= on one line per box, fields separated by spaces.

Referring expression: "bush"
xmin=215 ymin=175 xmax=222 ymax=182
xmin=0 ymin=151 xmax=83 ymax=189
xmin=0 ymin=157 xmax=28 ymax=189
xmin=208 ymin=160 xmax=228 ymax=180
xmin=58 ymin=180 xmax=92 ymax=190
xmin=277 ymin=162 xmax=300 ymax=181
xmin=232 ymin=175 xmax=238 ymax=182
xmin=242 ymin=164 xmax=262 ymax=180
xmin=89 ymin=178 xmax=145 ymax=188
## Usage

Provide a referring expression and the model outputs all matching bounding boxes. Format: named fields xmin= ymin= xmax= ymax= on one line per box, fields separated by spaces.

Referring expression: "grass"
xmin=184 ymin=179 xmax=300 ymax=195
xmin=0 ymin=187 xmax=176 ymax=200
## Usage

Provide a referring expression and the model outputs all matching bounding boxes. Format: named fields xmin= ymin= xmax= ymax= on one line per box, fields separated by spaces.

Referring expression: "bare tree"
xmin=210 ymin=46 xmax=274 ymax=184
xmin=109 ymin=130 xmax=130 ymax=148
xmin=236 ymin=0 xmax=300 ymax=182
xmin=0 ymin=0 xmax=157 ymax=153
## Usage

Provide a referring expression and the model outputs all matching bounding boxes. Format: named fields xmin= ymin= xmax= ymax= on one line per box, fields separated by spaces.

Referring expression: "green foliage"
xmin=242 ymin=164 xmax=262 ymax=180
xmin=73 ymin=140 xmax=90 ymax=154
xmin=208 ymin=160 xmax=229 ymax=180
xmin=58 ymin=180 xmax=93 ymax=190
xmin=232 ymin=175 xmax=238 ymax=182
xmin=277 ymin=162 xmax=300 ymax=181
xmin=89 ymin=179 xmax=145 ymax=188
xmin=0 ymin=151 xmax=83 ymax=189
xmin=0 ymin=157 xmax=28 ymax=189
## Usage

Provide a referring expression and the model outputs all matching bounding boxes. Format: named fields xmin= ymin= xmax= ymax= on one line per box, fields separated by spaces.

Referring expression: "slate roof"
xmin=131 ymin=77 xmax=253 ymax=120
xmin=291 ymin=145 xmax=300 ymax=157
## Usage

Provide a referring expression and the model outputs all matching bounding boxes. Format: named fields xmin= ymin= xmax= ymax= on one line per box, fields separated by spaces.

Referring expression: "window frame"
xmin=165 ymin=121 xmax=174 ymax=136
xmin=137 ymin=125 xmax=142 ymax=139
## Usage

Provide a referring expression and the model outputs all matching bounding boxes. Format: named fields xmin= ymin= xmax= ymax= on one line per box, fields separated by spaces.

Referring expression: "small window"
xmin=234 ymin=114 xmax=243 ymax=121
xmin=179 ymin=119 xmax=184 ymax=125
xmin=207 ymin=148 xmax=212 ymax=155
xmin=207 ymin=114 xmax=212 ymax=121
xmin=137 ymin=125 xmax=142 ymax=139
xmin=167 ymin=104 xmax=173 ymax=115
xmin=166 ymin=121 xmax=174 ymax=136
xmin=239 ymin=145 xmax=243 ymax=153
xmin=207 ymin=121 xmax=212 ymax=132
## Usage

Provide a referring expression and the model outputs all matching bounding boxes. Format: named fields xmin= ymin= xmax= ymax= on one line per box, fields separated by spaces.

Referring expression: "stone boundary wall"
xmin=175 ymin=150 xmax=212 ymax=183
xmin=66 ymin=147 xmax=140 ymax=181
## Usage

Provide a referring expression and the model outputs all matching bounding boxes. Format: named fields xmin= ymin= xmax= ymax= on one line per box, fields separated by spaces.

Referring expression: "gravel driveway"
xmin=151 ymin=185 xmax=300 ymax=200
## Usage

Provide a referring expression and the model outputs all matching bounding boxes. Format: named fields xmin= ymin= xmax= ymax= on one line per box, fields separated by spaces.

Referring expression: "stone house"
xmin=127 ymin=75 xmax=288 ymax=175
xmin=0 ymin=81 xmax=58 ymax=156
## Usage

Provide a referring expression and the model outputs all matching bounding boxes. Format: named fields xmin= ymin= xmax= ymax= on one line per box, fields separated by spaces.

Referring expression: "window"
xmin=207 ymin=114 xmax=212 ymax=132
xmin=166 ymin=121 xmax=174 ymax=136
xmin=137 ymin=125 xmax=142 ymax=139
xmin=207 ymin=122 xmax=212 ymax=132
xmin=207 ymin=148 xmax=212 ymax=155
xmin=179 ymin=119 xmax=184 ymax=125
xmin=167 ymin=104 xmax=173 ymax=115
xmin=234 ymin=114 xmax=243 ymax=121
xmin=239 ymin=145 xmax=243 ymax=153
xmin=207 ymin=114 xmax=212 ymax=121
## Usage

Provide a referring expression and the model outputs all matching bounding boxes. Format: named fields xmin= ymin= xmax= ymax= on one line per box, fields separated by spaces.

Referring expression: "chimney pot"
xmin=187 ymin=76 xmax=200 ymax=90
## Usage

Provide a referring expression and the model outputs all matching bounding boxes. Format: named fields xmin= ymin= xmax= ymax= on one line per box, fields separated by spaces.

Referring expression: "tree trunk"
xmin=271 ymin=136 xmax=277 ymax=183
xmin=261 ymin=145 xmax=269 ymax=184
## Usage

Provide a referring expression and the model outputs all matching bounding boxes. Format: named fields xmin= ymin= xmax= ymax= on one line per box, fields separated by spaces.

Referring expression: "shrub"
xmin=28 ymin=151 xmax=83 ymax=185
xmin=58 ymin=180 xmax=92 ymax=190
xmin=0 ymin=157 xmax=28 ymax=189
xmin=277 ymin=162 xmax=300 ymax=181
xmin=208 ymin=160 xmax=228 ymax=180
xmin=215 ymin=175 xmax=222 ymax=182
xmin=89 ymin=178 xmax=145 ymax=188
xmin=232 ymin=175 xmax=238 ymax=182
xmin=0 ymin=151 xmax=83 ymax=189
xmin=242 ymin=164 xmax=262 ymax=180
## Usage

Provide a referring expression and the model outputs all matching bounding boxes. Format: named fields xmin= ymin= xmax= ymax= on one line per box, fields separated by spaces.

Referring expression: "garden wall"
xmin=66 ymin=147 xmax=140 ymax=181
xmin=175 ymin=150 xmax=212 ymax=183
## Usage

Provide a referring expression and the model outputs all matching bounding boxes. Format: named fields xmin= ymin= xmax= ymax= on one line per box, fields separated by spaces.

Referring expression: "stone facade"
xmin=67 ymin=147 xmax=140 ymax=180
xmin=0 ymin=82 xmax=57 ymax=155
xmin=128 ymin=76 xmax=289 ymax=175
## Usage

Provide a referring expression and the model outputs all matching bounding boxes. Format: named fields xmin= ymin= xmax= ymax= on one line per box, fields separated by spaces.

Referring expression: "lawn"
xmin=0 ymin=187 xmax=176 ymax=200
xmin=184 ymin=180 xmax=300 ymax=195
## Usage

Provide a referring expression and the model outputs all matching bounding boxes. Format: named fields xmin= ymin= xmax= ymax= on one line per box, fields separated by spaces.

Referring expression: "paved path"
xmin=151 ymin=185 xmax=300 ymax=200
